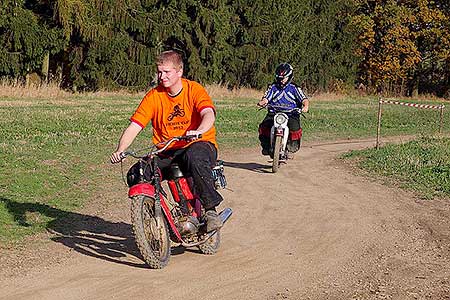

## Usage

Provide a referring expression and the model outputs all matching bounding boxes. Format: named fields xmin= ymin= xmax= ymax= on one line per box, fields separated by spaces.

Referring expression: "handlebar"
xmin=260 ymin=104 xmax=302 ymax=113
xmin=119 ymin=134 xmax=202 ymax=160
xmin=258 ymin=104 xmax=307 ymax=119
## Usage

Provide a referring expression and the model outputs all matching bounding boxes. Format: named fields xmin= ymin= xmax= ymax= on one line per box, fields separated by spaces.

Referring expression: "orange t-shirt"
xmin=130 ymin=78 xmax=218 ymax=151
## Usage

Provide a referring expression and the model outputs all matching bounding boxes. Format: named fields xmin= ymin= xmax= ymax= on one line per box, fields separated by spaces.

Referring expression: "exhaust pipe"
xmin=181 ymin=207 xmax=233 ymax=248
xmin=219 ymin=207 xmax=233 ymax=225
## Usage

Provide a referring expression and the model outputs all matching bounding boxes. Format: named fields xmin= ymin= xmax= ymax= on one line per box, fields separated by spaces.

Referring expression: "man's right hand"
xmin=110 ymin=122 xmax=142 ymax=164
xmin=110 ymin=151 xmax=123 ymax=164
xmin=257 ymin=98 xmax=268 ymax=107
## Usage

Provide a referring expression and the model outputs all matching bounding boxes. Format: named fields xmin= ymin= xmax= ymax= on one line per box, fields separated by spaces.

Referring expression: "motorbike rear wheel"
xmin=131 ymin=195 xmax=171 ymax=269
xmin=272 ymin=134 xmax=282 ymax=173
xmin=198 ymin=230 xmax=221 ymax=255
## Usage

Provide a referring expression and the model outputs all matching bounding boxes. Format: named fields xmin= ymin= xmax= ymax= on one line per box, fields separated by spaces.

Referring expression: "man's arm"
xmin=186 ymin=107 xmax=215 ymax=137
xmin=258 ymin=85 xmax=273 ymax=107
xmin=110 ymin=122 xmax=142 ymax=163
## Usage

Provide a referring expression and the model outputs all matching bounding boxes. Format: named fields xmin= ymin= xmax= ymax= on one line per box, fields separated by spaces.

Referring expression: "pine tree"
xmin=0 ymin=0 xmax=66 ymax=81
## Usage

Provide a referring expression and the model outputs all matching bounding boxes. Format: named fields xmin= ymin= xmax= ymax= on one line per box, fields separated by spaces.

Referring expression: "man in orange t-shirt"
xmin=110 ymin=50 xmax=223 ymax=232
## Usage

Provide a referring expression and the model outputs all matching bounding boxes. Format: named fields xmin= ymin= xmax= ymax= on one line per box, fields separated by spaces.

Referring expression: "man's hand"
xmin=186 ymin=130 xmax=202 ymax=141
xmin=187 ymin=108 xmax=214 ymax=141
xmin=110 ymin=151 xmax=124 ymax=164
xmin=110 ymin=122 xmax=142 ymax=164
xmin=302 ymin=99 xmax=310 ymax=113
xmin=257 ymin=98 xmax=268 ymax=107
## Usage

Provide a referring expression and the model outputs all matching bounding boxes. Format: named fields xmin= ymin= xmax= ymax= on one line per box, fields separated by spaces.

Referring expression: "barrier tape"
xmin=380 ymin=100 xmax=445 ymax=110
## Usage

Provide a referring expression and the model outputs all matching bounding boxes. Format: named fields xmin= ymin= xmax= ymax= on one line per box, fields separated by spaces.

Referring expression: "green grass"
xmin=342 ymin=136 xmax=450 ymax=199
xmin=0 ymin=95 xmax=449 ymax=244
xmin=215 ymin=96 xmax=450 ymax=149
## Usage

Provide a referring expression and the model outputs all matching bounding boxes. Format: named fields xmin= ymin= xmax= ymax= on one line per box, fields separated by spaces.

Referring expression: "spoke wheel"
xmin=272 ymin=135 xmax=282 ymax=173
xmin=131 ymin=196 xmax=171 ymax=269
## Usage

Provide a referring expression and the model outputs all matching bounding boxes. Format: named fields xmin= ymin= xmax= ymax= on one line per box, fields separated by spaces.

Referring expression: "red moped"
xmin=119 ymin=135 xmax=232 ymax=268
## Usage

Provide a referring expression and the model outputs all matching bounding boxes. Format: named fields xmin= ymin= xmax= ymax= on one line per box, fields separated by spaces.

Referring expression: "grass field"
xmin=0 ymin=92 xmax=449 ymax=244
xmin=343 ymin=136 xmax=450 ymax=199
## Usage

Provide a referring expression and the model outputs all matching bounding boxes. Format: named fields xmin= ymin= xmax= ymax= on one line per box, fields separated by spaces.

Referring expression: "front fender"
xmin=128 ymin=183 xmax=183 ymax=242
xmin=128 ymin=183 xmax=156 ymax=198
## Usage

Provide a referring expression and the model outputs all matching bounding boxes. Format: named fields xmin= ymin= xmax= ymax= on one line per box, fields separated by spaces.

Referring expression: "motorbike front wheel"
xmin=272 ymin=134 xmax=282 ymax=173
xmin=131 ymin=195 xmax=171 ymax=269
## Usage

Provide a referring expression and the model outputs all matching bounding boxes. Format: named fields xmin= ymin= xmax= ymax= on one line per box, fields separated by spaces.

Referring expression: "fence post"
xmin=439 ymin=105 xmax=444 ymax=134
xmin=376 ymin=98 xmax=383 ymax=149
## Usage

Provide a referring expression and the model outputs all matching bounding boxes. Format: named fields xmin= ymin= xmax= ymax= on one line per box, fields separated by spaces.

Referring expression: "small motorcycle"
xmin=119 ymin=135 xmax=232 ymax=269
xmin=266 ymin=105 xmax=303 ymax=173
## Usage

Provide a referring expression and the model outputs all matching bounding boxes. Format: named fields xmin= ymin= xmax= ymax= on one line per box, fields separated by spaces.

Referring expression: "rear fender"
xmin=128 ymin=183 xmax=182 ymax=241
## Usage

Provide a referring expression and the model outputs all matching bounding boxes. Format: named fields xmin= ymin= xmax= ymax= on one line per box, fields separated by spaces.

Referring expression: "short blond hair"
xmin=156 ymin=50 xmax=183 ymax=70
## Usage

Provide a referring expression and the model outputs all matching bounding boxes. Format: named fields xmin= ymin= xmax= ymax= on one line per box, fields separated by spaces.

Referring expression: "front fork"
xmin=271 ymin=126 xmax=289 ymax=155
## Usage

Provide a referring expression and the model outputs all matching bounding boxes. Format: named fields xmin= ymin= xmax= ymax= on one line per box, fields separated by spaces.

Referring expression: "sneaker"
xmin=261 ymin=148 xmax=270 ymax=156
xmin=205 ymin=210 xmax=222 ymax=232
xmin=286 ymin=152 xmax=295 ymax=160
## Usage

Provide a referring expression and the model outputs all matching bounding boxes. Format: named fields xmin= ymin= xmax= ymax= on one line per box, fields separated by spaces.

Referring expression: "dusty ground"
xmin=0 ymin=139 xmax=449 ymax=300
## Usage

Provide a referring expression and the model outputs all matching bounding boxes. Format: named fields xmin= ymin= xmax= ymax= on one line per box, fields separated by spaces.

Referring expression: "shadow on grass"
xmin=0 ymin=197 xmax=151 ymax=269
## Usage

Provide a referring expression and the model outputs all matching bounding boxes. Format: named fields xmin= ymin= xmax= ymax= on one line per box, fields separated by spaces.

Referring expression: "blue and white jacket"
xmin=263 ymin=83 xmax=307 ymax=114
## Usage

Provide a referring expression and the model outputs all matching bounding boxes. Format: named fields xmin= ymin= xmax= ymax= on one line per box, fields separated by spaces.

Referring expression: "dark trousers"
xmin=157 ymin=141 xmax=223 ymax=211
xmin=258 ymin=113 xmax=301 ymax=152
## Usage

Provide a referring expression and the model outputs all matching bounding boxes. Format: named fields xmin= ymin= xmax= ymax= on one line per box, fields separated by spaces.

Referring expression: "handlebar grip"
xmin=184 ymin=133 xmax=202 ymax=140
xmin=119 ymin=152 xmax=127 ymax=160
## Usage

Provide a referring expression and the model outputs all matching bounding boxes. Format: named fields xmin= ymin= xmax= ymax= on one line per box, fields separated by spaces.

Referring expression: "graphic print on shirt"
xmin=272 ymin=90 xmax=297 ymax=107
xmin=167 ymin=104 xmax=186 ymax=121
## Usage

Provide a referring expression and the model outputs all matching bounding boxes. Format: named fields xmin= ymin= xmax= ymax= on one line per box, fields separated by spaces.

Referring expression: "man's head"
xmin=156 ymin=50 xmax=184 ymax=91
xmin=275 ymin=63 xmax=293 ymax=88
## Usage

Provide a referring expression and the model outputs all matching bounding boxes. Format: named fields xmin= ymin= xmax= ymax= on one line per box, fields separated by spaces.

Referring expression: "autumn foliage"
xmin=1 ymin=0 xmax=449 ymax=97
xmin=351 ymin=0 xmax=450 ymax=96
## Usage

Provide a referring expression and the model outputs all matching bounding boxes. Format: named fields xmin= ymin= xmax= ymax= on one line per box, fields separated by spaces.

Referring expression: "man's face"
xmin=157 ymin=62 xmax=182 ymax=89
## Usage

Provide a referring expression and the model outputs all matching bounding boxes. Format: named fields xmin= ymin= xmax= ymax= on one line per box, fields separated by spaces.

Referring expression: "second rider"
xmin=257 ymin=63 xmax=310 ymax=157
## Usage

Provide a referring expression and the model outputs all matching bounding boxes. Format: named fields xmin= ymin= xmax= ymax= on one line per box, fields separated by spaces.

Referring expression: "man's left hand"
xmin=186 ymin=130 xmax=202 ymax=141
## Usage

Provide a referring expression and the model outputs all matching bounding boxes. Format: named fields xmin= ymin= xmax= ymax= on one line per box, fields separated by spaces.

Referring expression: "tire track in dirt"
xmin=0 ymin=139 xmax=448 ymax=300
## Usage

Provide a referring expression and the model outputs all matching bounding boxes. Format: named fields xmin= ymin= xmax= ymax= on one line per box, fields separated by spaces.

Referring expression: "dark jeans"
xmin=258 ymin=113 xmax=302 ymax=152
xmin=156 ymin=141 xmax=223 ymax=211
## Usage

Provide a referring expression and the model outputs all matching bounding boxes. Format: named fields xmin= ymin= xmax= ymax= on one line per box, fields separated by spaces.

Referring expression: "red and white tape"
xmin=379 ymin=100 xmax=445 ymax=110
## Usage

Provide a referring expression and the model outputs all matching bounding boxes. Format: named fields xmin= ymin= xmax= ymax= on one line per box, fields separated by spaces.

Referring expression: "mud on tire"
xmin=272 ymin=135 xmax=282 ymax=173
xmin=198 ymin=230 xmax=221 ymax=255
xmin=131 ymin=195 xmax=171 ymax=269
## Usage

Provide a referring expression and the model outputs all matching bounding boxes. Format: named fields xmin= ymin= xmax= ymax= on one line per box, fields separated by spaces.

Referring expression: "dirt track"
xmin=0 ymin=139 xmax=449 ymax=300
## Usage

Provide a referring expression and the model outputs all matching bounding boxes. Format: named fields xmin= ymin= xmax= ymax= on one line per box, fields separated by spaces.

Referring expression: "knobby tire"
xmin=272 ymin=135 xmax=282 ymax=173
xmin=198 ymin=230 xmax=221 ymax=255
xmin=131 ymin=195 xmax=171 ymax=269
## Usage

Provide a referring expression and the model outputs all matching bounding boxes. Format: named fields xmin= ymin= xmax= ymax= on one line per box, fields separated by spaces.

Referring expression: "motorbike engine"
xmin=177 ymin=215 xmax=200 ymax=235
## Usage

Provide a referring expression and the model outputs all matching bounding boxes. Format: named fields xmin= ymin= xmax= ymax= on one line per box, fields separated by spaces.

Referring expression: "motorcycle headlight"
xmin=275 ymin=114 xmax=288 ymax=126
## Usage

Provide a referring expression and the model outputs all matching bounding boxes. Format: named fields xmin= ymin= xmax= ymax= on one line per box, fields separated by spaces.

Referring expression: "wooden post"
xmin=41 ymin=51 xmax=49 ymax=83
xmin=439 ymin=105 xmax=444 ymax=134
xmin=376 ymin=99 xmax=383 ymax=149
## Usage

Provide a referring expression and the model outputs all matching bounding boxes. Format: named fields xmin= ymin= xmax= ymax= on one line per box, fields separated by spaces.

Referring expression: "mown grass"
xmin=0 ymin=94 xmax=449 ymax=244
xmin=342 ymin=136 xmax=450 ymax=199
xmin=216 ymin=96 xmax=449 ymax=148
